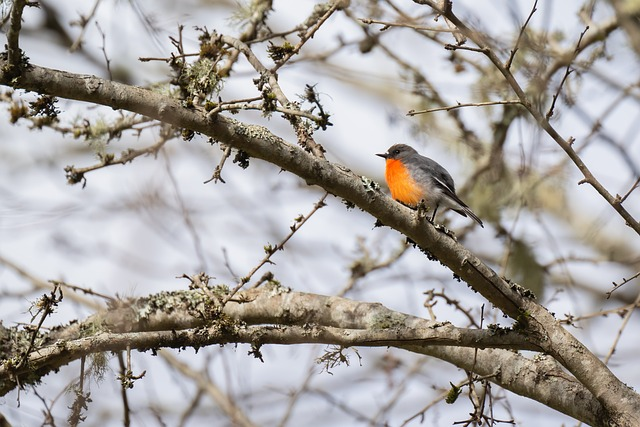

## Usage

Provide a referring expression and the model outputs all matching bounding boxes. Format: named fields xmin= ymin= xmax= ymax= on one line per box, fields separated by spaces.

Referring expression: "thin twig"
xmin=205 ymin=96 xmax=262 ymax=116
xmin=204 ymin=144 xmax=232 ymax=184
xmin=277 ymin=356 xmax=317 ymax=427
xmin=424 ymin=290 xmax=480 ymax=328
xmin=607 ymin=271 xmax=640 ymax=298
xmin=138 ymin=52 xmax=199 ymax=62
xmin=371 ymin=358 xmax=428 ymax=423
xmin=6 ymin=0 xmax=30 ymax=70
xmin=216 ymin=0 xmax=272 ymax=77
xmin=217 ymin=34 xmax=326 ymax=157
xmin=69 ymin=0 xmax=102 ymax=52
xmin=546 ymin=26 xmax=589 ymax=119
xmin=603 ymin=290 xmax=640 ymax=364
xmin=401 ymin=371 xmax=500 ymax=426
xmin=49 ymin=280 xmax=114 ymax=303
xmin=618 ymin=176 xmax=640 ymax=204
xmin=64 ymin=133 xmax=170 ymax=187
xmin=163 ymin=149 xmax=209 ymax=271
xmin=217 ymin=34 xmax=290 ymax=108
xmin=160 ymin=350 xmax=259 ymax=427
xmin=351 ymin=12 xmax=485 ymax=154
xmin=117 ymin=351 xmax=131 ymax=427
xmin=222 ymin=192 xmax=329 ymax=305
xmin=539 ymin=17 xmax=618 ymax=90
xmin=444 ymin=44 xmax=489 ymax=54
xmin=207 ymin=102 xmax=327 ymax=126
xmin=408 ymin=99 xmax=522 ymax=116
xmin=505 ymin=0 xmax=538 ymax=69
xmin=67 ymin=356 xmax=87 ymax=427
xmin=271 ymin=2 xmax=342 ymax=72
xmin=0 ymin=254 xmax=104 ymax=309
xmin=95 ymin=22 xmax=112 ymax=80
xmin=360 ymin=17 xmax=455 ymax=33
xmin=560 ymin=298 xmax=640 ymax=324
xmin=17 ymin=283 xmax=63 ymax=370
xmin=338 ymin=239 xmax=408 ymax=297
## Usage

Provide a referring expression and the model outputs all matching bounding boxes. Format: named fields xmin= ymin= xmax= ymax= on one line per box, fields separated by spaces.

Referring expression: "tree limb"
xmin=1 ymin=60 xmax=637 ymax=424
xmin=0 ymin=287 xmax=605 ymax=425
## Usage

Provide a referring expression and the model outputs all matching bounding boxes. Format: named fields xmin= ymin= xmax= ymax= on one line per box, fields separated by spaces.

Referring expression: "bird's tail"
xmin=454 ymin=207 xmax=484 ymax=228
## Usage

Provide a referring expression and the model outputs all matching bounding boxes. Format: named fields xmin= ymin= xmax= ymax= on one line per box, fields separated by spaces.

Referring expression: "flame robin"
xmin=377 ymin=144 xmax=484 ymax=228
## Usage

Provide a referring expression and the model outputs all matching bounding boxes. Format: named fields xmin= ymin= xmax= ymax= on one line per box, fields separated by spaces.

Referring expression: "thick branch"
xmin=40 ymin=287 xmax=536 ymax=349
xmin=0 ymin=287 xmax=603 ymax=425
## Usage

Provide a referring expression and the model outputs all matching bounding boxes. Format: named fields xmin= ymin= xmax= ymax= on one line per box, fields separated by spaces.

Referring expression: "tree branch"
xmin=6 ymin=0 xmax=29 ymax=73
xmin=505 ymin=0 xmax=538 ymax=69
xmin=409 ymin=2 xmax=640 ymax=423
xmin=1 ymin=59 xmax=637 ymax=424
xmin=546 ymin=26 xmax=589 ymax=119
xmin=0 ymin=286 xmax=604 ymax=425
xmin=414 ymin=0 xmax=640 ymax=237
xmin=218 ymin=34 xmax=325 ymax=157
xmin=407 ymin=99 xmax=522 ymax=116
xmin=160 ymin=350 xmax=259 ymax=427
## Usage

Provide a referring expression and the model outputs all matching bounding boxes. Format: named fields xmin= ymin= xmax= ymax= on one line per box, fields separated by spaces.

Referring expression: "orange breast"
xmin=385 ymin=159 xmax=424 ymax=206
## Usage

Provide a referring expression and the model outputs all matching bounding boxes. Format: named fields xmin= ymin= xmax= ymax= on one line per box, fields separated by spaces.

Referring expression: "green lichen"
xmin=371 ymin=311 xmax=405 ymax=329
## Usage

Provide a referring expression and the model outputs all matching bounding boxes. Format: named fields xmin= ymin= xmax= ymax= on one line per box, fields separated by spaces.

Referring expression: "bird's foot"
xmin=415 ymin=200 xmax=430 ymax=221
xmin=434 ymin=223 xmax=457 ymax=240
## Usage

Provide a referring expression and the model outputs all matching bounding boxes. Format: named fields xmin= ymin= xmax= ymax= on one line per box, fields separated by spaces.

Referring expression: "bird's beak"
xmin=376 ymin=153 xmax=387 ymax=159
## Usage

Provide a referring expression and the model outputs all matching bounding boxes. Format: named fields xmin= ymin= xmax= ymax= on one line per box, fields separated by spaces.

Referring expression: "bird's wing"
xmin=416 ymin=156 xmax=484 ymax=227
xmin=416 ymin=158 xmax=470 ymax=208
xmin=432 ymin=174 xmax=470 ymax=209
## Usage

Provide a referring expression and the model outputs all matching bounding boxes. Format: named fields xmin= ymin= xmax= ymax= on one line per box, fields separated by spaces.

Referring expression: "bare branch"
xmin=505 ymin=0 xmax=538 ymax=69
xmin=415 ymin=2 xmax=640 ymax=235
xmin=64 ymin=132 xmax=171 ymax=187
xmin=160 ymin=351 xmax=259 ymax=427
xmin=408 ymin=99 xmax=522 ymax=116
xmin=547 ymin=26 xmax=589 ymax=119
xmin=69 ymin=0 xmax=102 ymax=52
xmin=360 ymin=17 xmax=456 ymax=33
xmin=603 ymin=290 xmax=640 ymax=364
xmin=6 ymin=0 xmax=32 ymax=73
xmin=607 ymin=271 xmax=640 ymax=298
xmin=217 ymin=33 xmax=326 ymax=157
xmin=223 ymin=192 xmax=329 ymax=303
xmin=204 ymin=144 xmax=232 ymax=184
xmin=95 ymin=22 xmax=112 ymax=80
xmin=216 ymin=0 xmax=272 ymax=77
xmin=619 ymin=176 xmax=640 ymax=204
xmin=0 ymin=254 xmax=104 ymax=309
xmin=271 ymin=1 xmax=343 ymax=72
xmin=116 ymin=352 xmax=132 ymax=427
xmin=409 ymin=2 xmax=640 ymax=421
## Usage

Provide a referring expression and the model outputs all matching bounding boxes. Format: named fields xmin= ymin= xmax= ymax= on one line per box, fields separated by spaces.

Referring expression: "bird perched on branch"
xmin=377 ymin=144 xmax=483 ymax=228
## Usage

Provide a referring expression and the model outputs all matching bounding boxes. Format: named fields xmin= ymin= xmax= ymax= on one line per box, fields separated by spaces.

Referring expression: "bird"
xmin=376 ymin=144 xmax=484 ymax=228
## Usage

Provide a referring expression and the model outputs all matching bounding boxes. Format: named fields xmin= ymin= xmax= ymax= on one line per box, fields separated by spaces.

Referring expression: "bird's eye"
xmin=392 ymin=149 xmax=400 ymax=155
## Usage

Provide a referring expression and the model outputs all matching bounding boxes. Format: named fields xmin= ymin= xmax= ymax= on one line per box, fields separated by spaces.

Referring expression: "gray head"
xmin=375 ymin=144 xmax=418 ymax=161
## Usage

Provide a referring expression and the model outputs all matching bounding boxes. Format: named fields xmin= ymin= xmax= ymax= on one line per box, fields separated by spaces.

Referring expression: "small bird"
xmin=376 ymin=144 xmax=483 ymax=228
